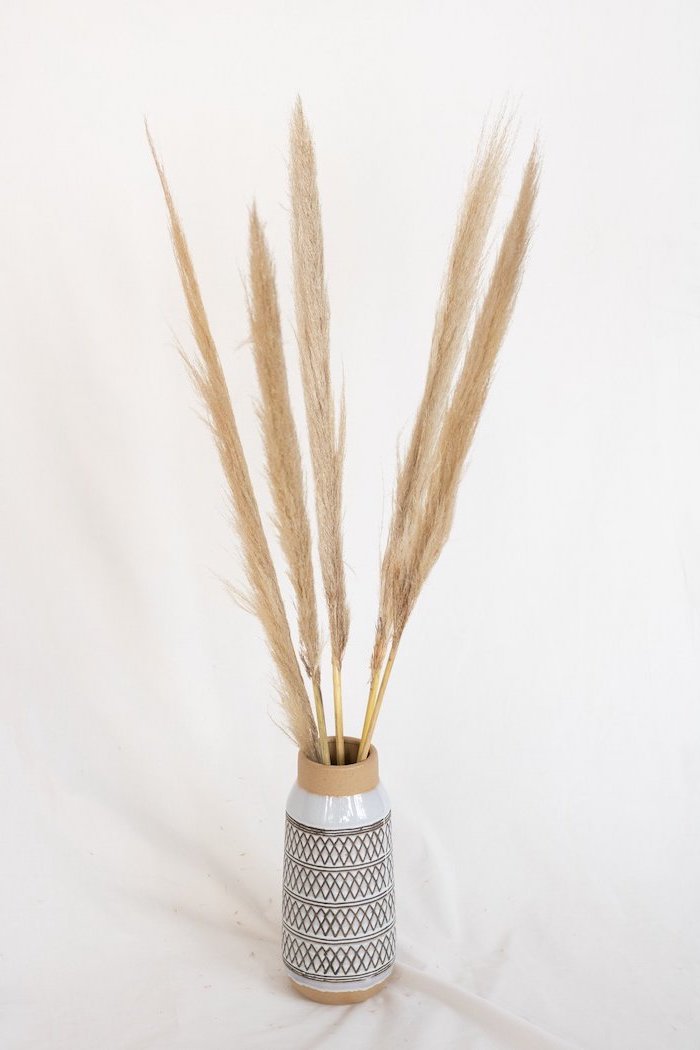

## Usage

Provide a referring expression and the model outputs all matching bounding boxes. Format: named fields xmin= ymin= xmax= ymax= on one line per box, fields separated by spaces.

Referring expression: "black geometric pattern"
xmin=282 ymin=927 xmax=396 ymax=982
xmin=285 ymin=815 xmax=392 ymax=868
xmin=283 ymin=853 xmax=394 ymax=904
xmin=282 ymin=890 xmax=395 ymax=940
xmin=282 ymin=812 xmax=396 ymax=984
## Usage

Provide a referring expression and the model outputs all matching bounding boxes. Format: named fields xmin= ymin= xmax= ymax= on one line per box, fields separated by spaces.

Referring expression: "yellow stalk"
xmin=313 ymin=678 xmax=331 ymax=765
xmin=358 ymin=669 xmax=381 ymax=757
xmin=358 ymin=638 xmax=400 ymax=761
xmin=332 ymin=662 xmax=345 ymax=764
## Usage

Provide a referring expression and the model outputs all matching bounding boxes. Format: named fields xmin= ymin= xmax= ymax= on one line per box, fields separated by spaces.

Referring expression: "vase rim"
xmin=297 ymin=736 xmax=379 ymax=796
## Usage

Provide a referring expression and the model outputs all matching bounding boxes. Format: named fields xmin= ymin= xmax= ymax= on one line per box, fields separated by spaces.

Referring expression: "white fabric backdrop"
xmin=2 ymin=2 xmax=699 ymax=1047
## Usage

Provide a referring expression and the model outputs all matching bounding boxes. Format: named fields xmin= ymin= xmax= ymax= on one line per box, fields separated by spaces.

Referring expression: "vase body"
xmin=282 ymin=737 xmax=396 ymax=1003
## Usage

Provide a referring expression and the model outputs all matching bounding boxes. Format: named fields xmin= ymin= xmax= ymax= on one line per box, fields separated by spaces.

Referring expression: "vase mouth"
xmin=298 ymin=736 xmax=379 ymax=796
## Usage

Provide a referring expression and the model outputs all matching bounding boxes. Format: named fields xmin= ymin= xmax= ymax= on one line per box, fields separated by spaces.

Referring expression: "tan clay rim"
xmin=298 ymin=736 xmax=379 ymax=796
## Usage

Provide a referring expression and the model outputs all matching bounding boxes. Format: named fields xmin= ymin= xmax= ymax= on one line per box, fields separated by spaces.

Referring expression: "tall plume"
xmin=398 ymin=144 xmax=540 ymax=633
xmin=147 ymin=126 xmax=319 ymax=760
xmin=360 ymin=144 xmax=540 ymax=760
xmin=368 ymin=121 xmax=509 ymax=708
xmin=290 ymin=99 xmax=350 ymax=761
xmin=247 ymin=207 xmax=330 ymax=763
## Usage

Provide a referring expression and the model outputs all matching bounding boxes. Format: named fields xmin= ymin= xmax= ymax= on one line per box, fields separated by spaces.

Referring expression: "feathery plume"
xmin=364 ymin=121 xmax=510 ymax=741
xmin=247 ymin=207 xmax=330 ymax=763
xmin=398 ymin=144 xmax=539 ymax=634
xmin=147 ymin=125 xmax=319 ymax=759
xmin=290 ymin=99 xmax=350 ymax=762
xmin=360 ymin=144 xmax=539 ymax=759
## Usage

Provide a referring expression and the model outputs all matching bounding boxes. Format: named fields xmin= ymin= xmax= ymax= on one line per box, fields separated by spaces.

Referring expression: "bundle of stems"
xmin=150 ymin=104 xmax=538 ymax=765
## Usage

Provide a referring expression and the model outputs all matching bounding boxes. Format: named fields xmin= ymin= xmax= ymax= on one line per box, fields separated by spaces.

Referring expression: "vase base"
xmin=290 ymin=973 xmax=392 ymax=1004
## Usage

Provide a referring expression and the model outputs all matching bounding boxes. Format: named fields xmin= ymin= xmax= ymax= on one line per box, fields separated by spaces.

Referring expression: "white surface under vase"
xmin=282 ymin=736 xmax=396 ymax=1004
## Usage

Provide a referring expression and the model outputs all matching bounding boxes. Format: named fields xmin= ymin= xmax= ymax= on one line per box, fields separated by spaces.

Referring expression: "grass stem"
xmin=313 ymin=679 xmax=331 ymax=765
xmin=358 ymin=638 xmax=399 ymax=761
xmin=332 ymin=662 xmax=345 ymax=764
xmin=358 ymin=670 xmax=381 ymax=758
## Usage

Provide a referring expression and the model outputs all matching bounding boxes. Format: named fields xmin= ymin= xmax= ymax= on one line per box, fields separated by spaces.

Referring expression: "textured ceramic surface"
xmin=282 ymin=743 xmax=396 ymax=1000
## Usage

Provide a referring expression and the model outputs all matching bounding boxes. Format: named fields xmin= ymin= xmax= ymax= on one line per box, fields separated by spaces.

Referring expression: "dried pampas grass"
xmin=358 ymin=144 xmax=540 ymax=760
xmin=363 ymin=121 xmax=510 ymax=745
xmin=150 ymin=104 xmax=539 ymax=764
xmin=247 ymin=207 xmax=330 ymax=765
xmin=290 ymin=100 xmax=350 ymax=763
xmin=147 ymin=126 xmax=319 ymax=761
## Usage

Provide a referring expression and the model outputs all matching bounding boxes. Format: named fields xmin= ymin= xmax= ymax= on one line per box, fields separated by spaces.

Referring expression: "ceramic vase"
xmin=282 ymin=736 xmax=396 ymax=1003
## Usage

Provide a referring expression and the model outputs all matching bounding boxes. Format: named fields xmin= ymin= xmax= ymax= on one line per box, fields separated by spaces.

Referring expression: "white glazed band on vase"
xmin=282 ymin=737 xmax=396 ymax=1003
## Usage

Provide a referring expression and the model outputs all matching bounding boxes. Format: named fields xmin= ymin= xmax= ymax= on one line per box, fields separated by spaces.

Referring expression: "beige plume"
xmin=247 ymin=206 xmax=330 ymax=764
xmin=147 ymin=126 xmax=319 ymax=760
xmin=365 ymin=121 xmax=510 ymax=741
xmin=360 ymin=144 xmax=540 ymax=760
xmin=290 ymin=99 xmax=350 ymax=762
